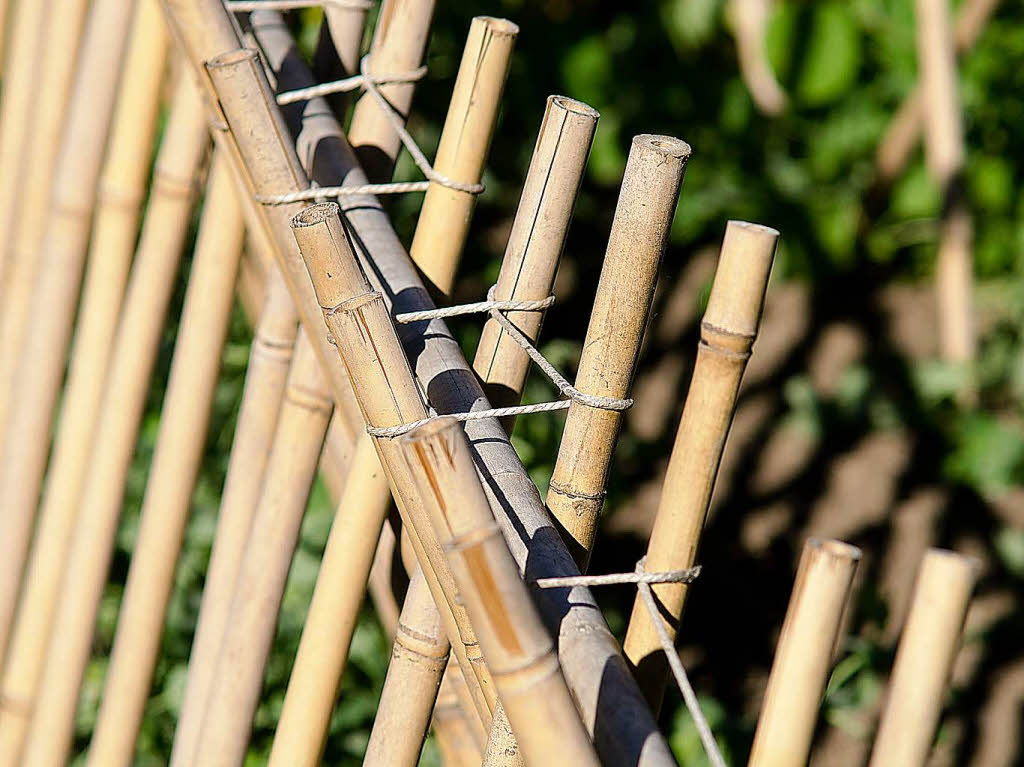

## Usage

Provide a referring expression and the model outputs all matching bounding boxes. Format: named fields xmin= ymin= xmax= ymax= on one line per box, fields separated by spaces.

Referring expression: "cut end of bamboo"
xmin=703 ymin=219 xmax=779 ymax=339
xmin=632 ymin=134 xmax=692 ymax=162
xmin=548 ymin=95 xmax=600 ymax=120
xmin=921 ymin=547 xmax=982 ymax=581
xmin=291 ymin=202 xmax=340 ymax=228
xmin=473 ymin=16 xmax=521 ymax=38
xmin=207 ymin=47 xmax=259 ymax=71
xmin=807 ymin=537 xmax=863 ymax=564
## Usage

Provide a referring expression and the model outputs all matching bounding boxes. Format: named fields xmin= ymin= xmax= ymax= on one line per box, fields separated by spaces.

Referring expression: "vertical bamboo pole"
xmin=0 ymin=0 xmax=137 ymax=690
xmin=18 ymin=76 xmax=208 ymax=767
xmin=0 ymin=0 xmax=50 ymax=284
xmin=363 ymin=566 xmax=451 ymax=767
xmin=0 ymin=0 xmax=169 ymax=672
xmin=312 ymin=0 xmax=369 ymax=118
xmin=747 ymin=539 xmax=862 ymax=767
xmin=915 ymin=0 xmax=974 ymax=363
xmin=623 ymin=220 xmax=778 ymax=712
xmin=546 ymin=135 xmax=690 ymax=569
xmin=0 ymin=0 xmax=93 ymax=450
xmin=187 ymin=331 xmax=334 ymax=767
xmin=868 ymin=549 xmax=978 ymax=767
xmin=472 ymin=95 xmax=598 ymax=422
xmin=408 ymin=17 xmax=517 ymax=299
xmin=433 ymin=657 xmax=488 ymax=766
xmin=368 ymin=520 xmax=404 ymax=639
xmin=402 ymin=417 xmax=601 ymax=767
xmin=85 ymin=150 xmax=245 ymax=767
xmin=348 ymin=0 xmax=436 ymax=181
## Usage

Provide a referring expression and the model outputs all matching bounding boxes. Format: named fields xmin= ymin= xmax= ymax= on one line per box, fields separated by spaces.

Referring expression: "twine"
xmin=257 ymin=55 xmax=484 ymax=204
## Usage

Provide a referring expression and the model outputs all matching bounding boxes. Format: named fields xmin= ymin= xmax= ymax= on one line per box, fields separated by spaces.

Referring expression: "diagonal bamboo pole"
xmin=0 ymin=0 xmax=137 ymax=684
xmin=623 ymin=220 xmax=778 ymax=713
xmin=18 ymin=75 xmax=208 ymax=767
xmin=747 ymin=539 xmax=861 ymax=767
xmin=432 ymin=657 xmax=487 ymax=766
xmin=0 ymin=0 xmax=93 ymax=458
xmin=363 ymin=566 xmax=451 ymax=767
xmin=868 ymin=549 xmax=978 ymax=767
xmin=85 ymin=149 xmax=245 ymax=767
xmin=401 ymin=416 xmax=601 ymax=767
xmin=546 ymin=135 xmax=690 ymax=571
xmin=0 ymin=0 xmax=169 ymax=672
xmin=160 ymin=2 xmax=674 ymax=761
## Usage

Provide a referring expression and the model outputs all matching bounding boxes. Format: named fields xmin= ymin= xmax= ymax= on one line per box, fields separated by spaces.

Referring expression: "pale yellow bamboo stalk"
xmin=868 ymin=549 xmax=978 ymax=767
xmin=747 ymin=539 xmax=861 ymax=767
xmin=0 ymin=0 xmax=50 ymax=285
xmin=0 ymin=0 xmax=9 ymax=73
xmin=915 ymin=0 xmax=974 ymax=363
xmin=236 ymin=247 xmax=268 ymax=323
xmin=18 ymin=76 xmax=208 ymax=767
xmin=435 ymin=656 xmax=488 ymax=761
xmin=403 ymin=417 xmax=601 ymax=767
xmin=472 ymin=95 xmax=598 ymax=424
xmin=408 ymin=16 xmax=517 ymax=299
xmin=363 ymin=566 xmax=450 ymax=767
xmin=0 ymin=0 xmax=137 ymax=701
xmin=312 ymin=0 xmax=369 ymax=117
xmin=368 ymin=520 xmax=404 ymax=639
xmin=623 ymin=220 xmax=778 ymax=713
xmin=348 ymin=0 xmax=436 ymax=182
xmin=187 ymin=331 xmax=333 ymax=767
xmin=0 ymin=0 xmax=168 ymax=672
xmin=85 ymin=150 xmax=244 ymax=767
xmin=546 ymin=134 xmax=690 ymax=570
xmin=0 ymin=0 xmax=93 ymax=452
xmin=729 ymin=0 xmax=787 ymax=115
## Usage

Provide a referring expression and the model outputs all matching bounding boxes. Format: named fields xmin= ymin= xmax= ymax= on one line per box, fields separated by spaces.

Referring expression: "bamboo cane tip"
xmin=549 ymin=95 xmax=600 ymax=121
xmin=806 ymin=537 xmax=862 ymax=564
xmin=400 ymin=414 xmax=461 ymax=444
xmin=207 ymin=47 xmax=259 ymax=70
xmin=922 ymin=547 xmax=983 ymax=581
xmin=703 ymin=220 xmax=779 ymax=337
xmin=631 ymin=134 xmax=692 ymax=161
xmin=472 ymin=16 xmax=520 ymax=37
xmin=291 ymin=202 xmax=340 ymax=228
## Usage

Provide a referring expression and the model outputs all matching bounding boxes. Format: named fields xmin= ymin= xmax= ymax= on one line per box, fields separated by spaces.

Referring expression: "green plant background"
xmin=67 ymin=0 xmax=1024 ymax=764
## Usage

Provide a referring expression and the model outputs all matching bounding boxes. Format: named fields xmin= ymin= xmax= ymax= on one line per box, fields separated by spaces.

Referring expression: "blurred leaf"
xmin=945 ymin=413 xmax=1024 ymax=494
xmin=796 ymin=2 xmax=862 ymax=106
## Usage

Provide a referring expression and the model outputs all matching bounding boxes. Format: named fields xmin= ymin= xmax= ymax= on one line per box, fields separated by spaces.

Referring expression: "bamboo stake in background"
xmin=747 ymin=539 xmax=861 ymax=767
xmin=408 ymin=16 xmax=518 ymax=299
xmin=0 ymin=0 xmax=168 ymax=678
xmin=402 ymin=417 xmax=601 ymax=767
xmin=0 ymin=0 xmax=136 ymax=697
xmin=432 ymin=658 xmax=487 ymax=767
xmin=546 ymin=134 xmax=690 ymax=570
xmin=868 ymin=549 xmax=978 ymax=767
xmin=85 ymin=151 xmax=245 ymax=767
xmin=17 ymin=76 xmax=208 ymax=767
xmin=623 ymin=220 xmax=778 ymax=713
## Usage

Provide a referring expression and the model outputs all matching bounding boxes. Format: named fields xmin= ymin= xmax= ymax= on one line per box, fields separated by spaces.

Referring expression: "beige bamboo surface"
xmin=915 ymin=0 xmax=974 ymax=363
xmin=747 ymin=539 xmax=861 ymax=767
xmin=0 ymin=0 xmax=92 ymax=456
xmin=623 ymin=220 xmax=778 ymax=712
xmin=0 ymin=0 xmax=168 ymax=670
xmin=0 ymin=0 xmax=9 ymax=72
xmin=188 ymin=331 xmax=333 ymax=767
xmin=368 ymin=520 xmax=404 ymax=640
xmin=868 ymin=549 xmax=978 ymax=767
xmin=402 ymin=417 xmax=601 ymax=767
xmin=434 ymin=657 xmax=488 ymax=764
xmin=85 ymin=150 xmax=244 ymax=767
xmin=17 ymin=76 xmax=208 ymax=767
xmin=348 ymin=0 xmax=436 ymax=182
xmin=237 ymin=247 xmax=268 ymax=322
xmin=161 ymin=2 xmax=674 ymax=761
xmin=546 ymin=134 xmax=690 ymax=570
xmin=472 ymin=95 xmax=598 ymax=425
xmin=408 ymin=16 xmax=517 ymax=299
xmin=0 ymin=0 xmax=50 ymax=286
xmin=363 ymin=567 xmax=450 ymax=767
xmin=0 ymin=0 xmax=138 ymax=700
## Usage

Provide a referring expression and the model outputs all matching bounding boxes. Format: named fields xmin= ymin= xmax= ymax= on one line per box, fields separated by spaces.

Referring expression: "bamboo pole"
xmin=868 ymin=549 xmax=978 ymax=767
xmin=17 ymin=76 xmax=208 ymax=767
xmin=915 ymin=0 xmax=974 ymax=363
xmin=546 ymin=134 xmax=690 ymax=570
xmin=0 ymin=0 xmax=168 ymax=671
xmin=160 ymin=3 xmax=675 ymax=761
xmin=0 ymin=0 xmax=137 ymax=692
xmin=362 ymin=566 xmax=451 ymax=767
xmin=368 ymin=520 xmax=404 ymax=639
xmin=0 ymin=0 xmax=50 ymax=285
xmin=623 ymin=220 xmax=778 ymax=712
xmin=348 ymin=0 xmax=436 ymax=182
xmin=402 ymin=417 xmax=601 ymax=767
xmin=434 ymin=657 xmax=488 ymax=765
xmin=747 ymin=539 xmax=862 ymax=767
xmin=84 ymin=150 xmax=244 ymax=767
xmin=729 ymin=0 xmax=787 ymax=116
xmin=312 ymin=0 xmax=369 ymax=118
xmin=0 ymin=0 xmax=93 ymax=453
xmin=186 ymin=331 xmax=334 ymax=767
xmin=408 ymin=16 xmax=517 ymax=299
xmin=472 ymin=95 xmax=598 ymax=424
